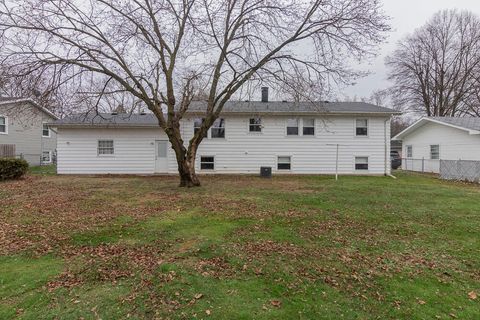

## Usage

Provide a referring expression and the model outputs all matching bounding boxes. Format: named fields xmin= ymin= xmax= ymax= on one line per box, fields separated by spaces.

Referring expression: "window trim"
xmin=248 ymin=117 xmax=262 ymax=133
xmin=42 ymin=150 xmax=52 ymax=163
xmin=97 ymin=139 xmax=115 ymax=156
xmin=42 ymin=122 xmax=51 ymax=138
xmin=211 ymin=118 xmax=226 ymax=139
xmin=406 ymin=145 xmax=413 ymax=158
xmin=354 ymin=156 xmax=369 ymax=171
xmin=302 ymin=118 xmax=315 ymax=136
xmin=430 ymin=144 xmax=440 ymax=160
xmin=355 ymin=118 xmax=369 ymax=137
xmin=0 ymin=115 xmax=8 ymax=135
xmin=277 ymin=155 xmax=292 ymax=171
xmin=193 ymin=118 xmax=208 ymax=138
xmin=286 ymin=118 xmax=299 ymax=136
xmin=200 ymin=155 xmax=215 ymax=171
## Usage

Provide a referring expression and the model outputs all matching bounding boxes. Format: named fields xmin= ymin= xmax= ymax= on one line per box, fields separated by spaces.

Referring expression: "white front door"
xmin=155 ymin=140 xmax=168 ymax=173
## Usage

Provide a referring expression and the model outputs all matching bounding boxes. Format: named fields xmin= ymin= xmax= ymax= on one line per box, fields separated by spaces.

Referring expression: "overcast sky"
xmin=343 ymin=0 xmax=480 ymax=99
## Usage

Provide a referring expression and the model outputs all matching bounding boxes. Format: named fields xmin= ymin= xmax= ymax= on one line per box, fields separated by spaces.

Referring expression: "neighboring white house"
xmin=392 ymin=117 xmax=480 ymax=173
xmin=51 ymin=100 xmax=399 ymax=175
xmin=0 ymin=97 xmax=58 ymax=165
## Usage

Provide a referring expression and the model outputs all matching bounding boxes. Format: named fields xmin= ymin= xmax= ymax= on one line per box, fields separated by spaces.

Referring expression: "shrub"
xmin=0 ymin=158 xmax=29 ymax=181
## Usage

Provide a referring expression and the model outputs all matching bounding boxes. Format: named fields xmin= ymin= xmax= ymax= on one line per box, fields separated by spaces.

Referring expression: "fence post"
xmin=422 ymin=157 xmax=425 ymax=173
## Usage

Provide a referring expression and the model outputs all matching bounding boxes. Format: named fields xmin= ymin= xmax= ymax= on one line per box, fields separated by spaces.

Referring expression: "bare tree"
xmin=386 ymin=10 xmax=480 ymax=117
xmin=0 ymin=0 xmax=389 ymax=187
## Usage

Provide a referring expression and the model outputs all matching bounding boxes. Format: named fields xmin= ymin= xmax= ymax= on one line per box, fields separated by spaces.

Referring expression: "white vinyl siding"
xmin=400 ymin=121 xmax=480 ymax=174
xmin=56 ymin=116 xmax=391 ymax=175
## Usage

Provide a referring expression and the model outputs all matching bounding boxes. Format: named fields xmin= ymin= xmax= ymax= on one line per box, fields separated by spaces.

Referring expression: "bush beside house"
xmin=0 ymin=158 xmax=29 ymax=181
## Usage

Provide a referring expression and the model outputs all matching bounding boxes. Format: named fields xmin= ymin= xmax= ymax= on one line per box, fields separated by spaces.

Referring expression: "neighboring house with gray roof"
xmin=0 ymin=97 xmax=58 ymax=165
xmin=51 ymin=92 xmax=400 ymax=175
xmin=393 ymin=117 xmax=480 ymax=173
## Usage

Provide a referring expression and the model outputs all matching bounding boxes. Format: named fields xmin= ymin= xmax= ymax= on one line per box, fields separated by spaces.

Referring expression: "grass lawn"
xmin=0 ymin=172 xmax=479 ymax=319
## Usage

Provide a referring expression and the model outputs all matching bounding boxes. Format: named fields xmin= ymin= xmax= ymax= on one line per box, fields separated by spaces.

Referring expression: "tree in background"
xmin=386 ymin=10 xmax=480 ymax=117
xmin=0 ymin=0 xmax=389 ymax=186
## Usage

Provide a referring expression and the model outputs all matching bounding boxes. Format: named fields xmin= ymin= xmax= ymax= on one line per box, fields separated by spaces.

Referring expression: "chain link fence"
xmin=440 ymin=160 xmax=480 ymax=183
xmin=402 ymin=158 xmax=440 ymax=173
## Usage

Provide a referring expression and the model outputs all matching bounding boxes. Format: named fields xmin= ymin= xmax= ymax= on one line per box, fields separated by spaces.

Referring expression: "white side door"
xmin=155 ymin=140 xmax=168 ymax=173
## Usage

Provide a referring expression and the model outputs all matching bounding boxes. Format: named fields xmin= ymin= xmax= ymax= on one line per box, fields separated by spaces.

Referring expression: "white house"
xmin=0 ymin=97 xmax=58 ymax=165
xmin=51 ymin=100 xmax=399 ymax=175
xmin=392 ymin=117 xmax=480 ymax=173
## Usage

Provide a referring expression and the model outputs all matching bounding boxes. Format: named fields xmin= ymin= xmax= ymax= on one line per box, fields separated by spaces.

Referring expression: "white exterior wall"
xmin=401 ymin=122 xmax=480 ymax=173
xmin=57 ymin=115 xmax=392 ymax=175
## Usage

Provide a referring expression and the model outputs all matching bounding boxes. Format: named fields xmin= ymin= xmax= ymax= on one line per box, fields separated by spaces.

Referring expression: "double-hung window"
xmin=42 ymin=151 xmax=52 ymax=163
xmin=356 ymin=119 xmax=368 ymax=136
xmin=98 ymin=140 xmax=114 ymax=155
xmin=0 ymin=116 xmax=7 ymax=134
xmin=193 ymin=118 xmax=207 ymax=138
xmin=211 ymin=118 xmax=225 ymax=138
xmin=42 ymin=123 xmax=50 ymax=137
xmin=430 ymin=145 xmax=439 ymax=160
xmin=277 ymin=156 xmax=291 ymax=170
xmin=286 ymin=118 xmax=299 ymax=135
xmin=249 ymin=117 xmax=262 ymax=132
xmin=355 ymin=157 xmax=369 ymax=170
xmin=406 ymin=145 xmax=413 ymax=158
xmin=200 ymin=156 xmax=215 ymax=170
xmin=303 ymin=118 xmax=315 ymax=136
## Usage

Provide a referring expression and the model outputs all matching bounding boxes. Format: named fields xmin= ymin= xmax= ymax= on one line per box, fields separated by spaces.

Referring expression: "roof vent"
xmin=282 ymin=100 xmax=288 ymax=103
xmin=324 ymin=100 xmax=329 ymax=104
xmin=140 ymin=111 xmax=146 ymax=115
xmin=111 ymin=111 xmax=118 ymax=115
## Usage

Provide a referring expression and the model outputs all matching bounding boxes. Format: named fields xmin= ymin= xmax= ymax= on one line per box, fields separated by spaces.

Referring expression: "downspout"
xmin=385 ymin=118 xmax=396 ymax=179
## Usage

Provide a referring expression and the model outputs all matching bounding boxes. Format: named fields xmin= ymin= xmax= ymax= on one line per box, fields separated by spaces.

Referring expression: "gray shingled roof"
xmin=429 ymin=117 xmax=480 ymax=131
xmin=52 ymin=101 xmax=399 ymax=126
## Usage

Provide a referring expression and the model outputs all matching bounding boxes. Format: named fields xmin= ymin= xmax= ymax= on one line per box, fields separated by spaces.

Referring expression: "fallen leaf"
xmin=270 ymin=300 xmax=281 ymax=308
xmin=417 ymin=300 xmax=426 ymax=305
xmin=468 ymin=291 xmax=477 ymax=300
xmin=194 ymin=293 xmax=203 ymax=300
xmin=205 ymin=309 xmax=211 ymax=315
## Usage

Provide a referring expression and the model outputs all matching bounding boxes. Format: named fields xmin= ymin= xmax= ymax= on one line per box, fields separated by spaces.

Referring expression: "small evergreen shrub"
xmin=0 ymin=158 xmax=29 ymax=181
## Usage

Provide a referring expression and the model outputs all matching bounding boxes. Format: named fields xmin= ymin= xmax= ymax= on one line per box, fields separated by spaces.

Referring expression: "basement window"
xmin=211 ymin=118 xmax=225 ymax=138
xmin=430 ymin=145 xmax=439 ymax=160
xmin=42 ymin=151 xmax=52 ymax=163
xmin=355 ymin=157 xmax=369 ymax=170
xmin=277 ymin=156 xmax=291 ymax=170
xmin=200 ymin=156 xmax=215 ymax=170
xmin=98 ymin=140 xmax=114 ymax=155
xmin=356 ymin=119 xmax=368 ymax=136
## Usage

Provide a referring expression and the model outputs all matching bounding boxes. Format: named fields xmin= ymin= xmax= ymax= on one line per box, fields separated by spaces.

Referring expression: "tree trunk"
xmin=178 ymin=157 xmax=201 ymax=187
xmin=167 ymin=125 xmax=202 ymax=188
